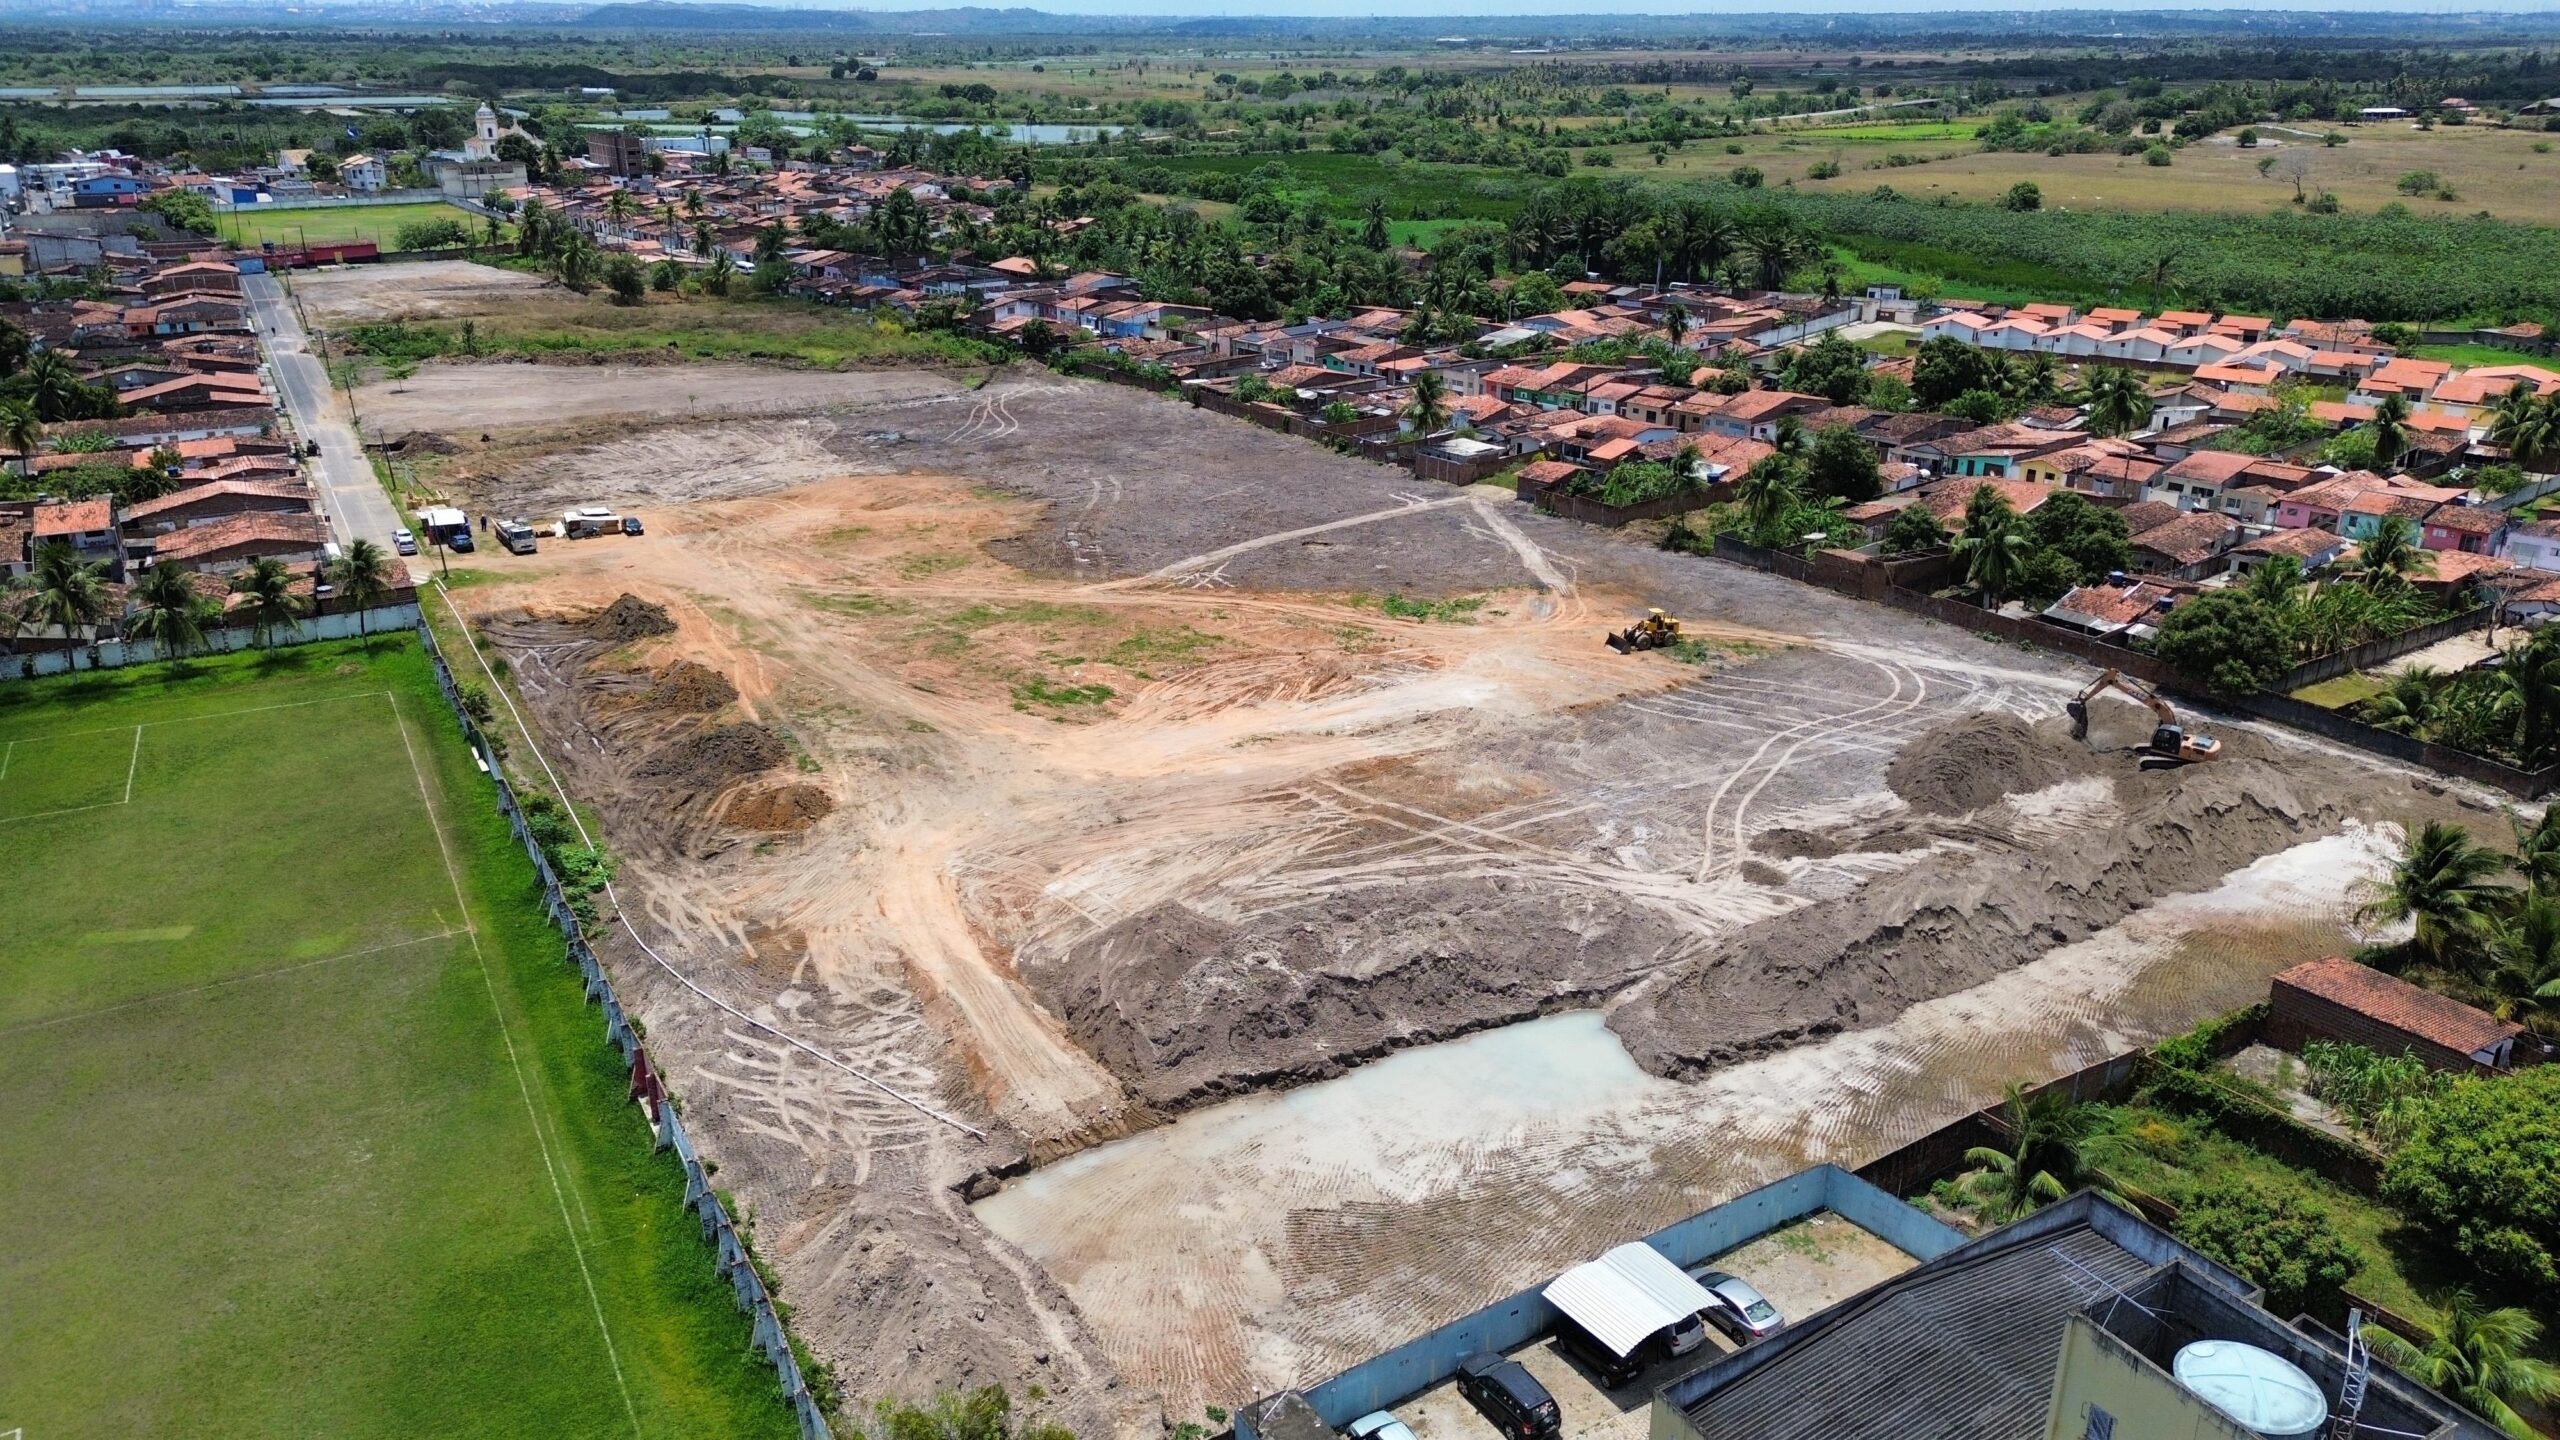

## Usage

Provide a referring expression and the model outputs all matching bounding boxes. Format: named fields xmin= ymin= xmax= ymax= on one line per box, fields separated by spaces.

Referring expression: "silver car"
xmin=392 ymin=526 xmax=418 ymax=557
xmin=1687 ymin=1268 xmax=1785 ymax=1343
xmin=1344 ymin=1412 xmax=1418 ymax=1440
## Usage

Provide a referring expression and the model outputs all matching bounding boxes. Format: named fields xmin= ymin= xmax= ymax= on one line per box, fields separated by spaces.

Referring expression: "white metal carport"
xmin=1541 ymin=1243 xmax=1719 ymax=1358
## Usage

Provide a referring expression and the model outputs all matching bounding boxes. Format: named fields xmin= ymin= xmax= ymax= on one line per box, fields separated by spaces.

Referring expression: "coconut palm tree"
xmin=704 ymin=249 xmax=738 ymax=297
xmin=1404 ymin=370 xmax=1451 ymax=436
xmin=122 ymin=563 xmax=217 ymax=661
xmin=1738 ymin=453 xmax=1806 ymax=540
xmin=228 ymin=555 xmax=307 ymax=651
xmin=2474 ymin=890 xmax=2560 ymax=1033
xmin=2082 ymin=366 xmax=2155 ymax=438
xmin=1955 ymin=510 xmax=2032 ymax=605
xmin=2356 ymin=512 xmax=2433 ymax=587
xmin=2487 ymin=381 xmax=2560 ymax=472
xmin=22 ymin=540 xmax=111 ymax=671
xmin=2354 ymin=819 xmax=2511 ymax=969
xmin=2372 ymin=391 xmax=2416 ymax=469
xmin=1359 ymin=195 xmax=1390 ymax=251
xmin=2142 ymin=247 xmax=2181 ymax=311
xmin=2362 ymin=666 xmax=2441 ymax=737
xmin=2513 ymin=807 xmax=2560 ymax=894
xmin=1 ymin=397 xmax=40 ymax=474
xmin=329 ymin=537 xmax=395 ymax=646
xmin=1960 ymin=1085 xmax=2154 ymax=1223
xmin=2366 ymin=1292 xmax=2560 ymax=1439
xmin=25 ymin=349 xmax=87 ymax=422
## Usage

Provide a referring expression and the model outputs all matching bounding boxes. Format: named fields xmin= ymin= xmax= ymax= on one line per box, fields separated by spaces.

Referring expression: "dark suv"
xmin=1554 ymin=1310 xmax=1706 ymax=1390
xmin=1456 ymin=1353 xmax=1562 ymax=1440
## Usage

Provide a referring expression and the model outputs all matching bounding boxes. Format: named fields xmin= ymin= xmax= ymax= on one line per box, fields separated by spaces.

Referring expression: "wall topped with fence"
xmin=413 ymin=620 xmax=834 ymax=1440
xmin=5 ymin=602 xmax=422 ymax=682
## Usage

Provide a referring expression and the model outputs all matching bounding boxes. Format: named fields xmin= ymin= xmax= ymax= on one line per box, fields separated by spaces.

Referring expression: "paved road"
xmin=245 ymin=273 xmax=410 ymax=566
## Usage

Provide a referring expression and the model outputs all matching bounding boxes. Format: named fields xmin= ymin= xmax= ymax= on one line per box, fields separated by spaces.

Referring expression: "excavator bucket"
xmin=1606 ymin=630 xmax=1635 ymax=654
xmin=2065 ymin=698 xmax=2090 ymax=740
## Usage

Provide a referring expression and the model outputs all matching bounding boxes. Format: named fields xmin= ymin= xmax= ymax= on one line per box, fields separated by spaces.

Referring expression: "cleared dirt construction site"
xmin=317 ymin=262 xmax=2494 ymax=1435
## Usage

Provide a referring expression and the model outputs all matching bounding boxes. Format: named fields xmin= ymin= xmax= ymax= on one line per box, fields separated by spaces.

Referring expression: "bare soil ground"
xmin=423 ymin=364 xmax=2497 ymax=1429
xmin=288 ymin=257 xmax=553 ymax=323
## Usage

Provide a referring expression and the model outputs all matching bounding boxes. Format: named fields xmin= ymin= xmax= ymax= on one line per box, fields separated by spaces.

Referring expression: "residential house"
xmin=2501 ymin=515 xmax=2560 ymax=573
xmin=2422 ymin=502 xmax=2509 ymax=555
xmin=2269 ymin=956 xmax=2530 ymax=1072
xmin=339 ymin=153 xmax=388 ymax=193
xmin=2130 ymin=511 xmax=2243 ymax=578
xmin=2041 ymin=575 xmax=2188 ymax=638
xmin=146 ymin=512 xmax=329 ymax=575
xmin=2230 ymin=526 xmax=2351 ymax=576
xmin=33 ymin=496 xmax=122 ymax=574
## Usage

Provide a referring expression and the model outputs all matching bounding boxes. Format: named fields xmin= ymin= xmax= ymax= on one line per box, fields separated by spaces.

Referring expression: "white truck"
xmin=559 ymin=505 xmax=620 ymax=539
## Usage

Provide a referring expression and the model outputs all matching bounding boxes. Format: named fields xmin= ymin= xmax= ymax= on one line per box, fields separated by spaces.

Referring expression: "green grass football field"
xmin=0 ymin=639 xmax=796 ymax=1440
xmin=216 ymin=200 xmax=503 ymax=251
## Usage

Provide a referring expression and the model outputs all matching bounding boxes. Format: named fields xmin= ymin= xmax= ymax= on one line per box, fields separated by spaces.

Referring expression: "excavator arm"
xmin=2066 ymin=668 xmax=2222 ymax=766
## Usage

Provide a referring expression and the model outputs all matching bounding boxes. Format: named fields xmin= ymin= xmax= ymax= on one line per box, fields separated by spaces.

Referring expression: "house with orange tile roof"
xmin=2268 ymin=957 xmax=2528 ymax=1071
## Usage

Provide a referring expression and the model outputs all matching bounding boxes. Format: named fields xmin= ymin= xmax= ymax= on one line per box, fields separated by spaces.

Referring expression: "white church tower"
xmin=466 ymin=103 xmax=499 ymax=160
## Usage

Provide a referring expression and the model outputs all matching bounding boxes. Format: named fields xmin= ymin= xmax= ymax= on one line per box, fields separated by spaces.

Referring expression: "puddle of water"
xmin=977 ymin=826 xmax=2396 ymax=1414
xmin=979 ymin=1011 xmax=1667 ymax=1230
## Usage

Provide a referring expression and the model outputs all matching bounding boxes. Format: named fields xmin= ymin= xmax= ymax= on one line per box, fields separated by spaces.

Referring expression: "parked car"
xmin=621 ymin=514 xmax=644 ymax=536
xmin=1343 ymin=1411 xmax=1417 ymax=1440
xmin=392 ymin=526 xmax=418 ymax=557
xmin=1685 ymin=1269 xmax=1785 ymax=1343
xmin=1554 ymin=1306 xmax=1707 ymax=1389
xmin=1456 ymin=1353 xmax=1561 ymax=1440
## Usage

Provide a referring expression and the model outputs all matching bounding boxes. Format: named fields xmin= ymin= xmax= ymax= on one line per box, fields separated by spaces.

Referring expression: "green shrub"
xmin=2176 ymin=1175 xmax=2364 ymax=1317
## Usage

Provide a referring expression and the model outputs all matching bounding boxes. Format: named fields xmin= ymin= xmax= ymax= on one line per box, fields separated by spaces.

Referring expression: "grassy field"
xmin=0 ymin=639 xmax=798 ymax=1440
xmin=339 ymin=282 xmax=1002 ymax=370
xmin=219 ymin=200 xmax=503 ymax=251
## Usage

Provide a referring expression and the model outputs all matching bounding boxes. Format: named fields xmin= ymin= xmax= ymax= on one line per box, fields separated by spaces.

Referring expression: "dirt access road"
xmin=383 ymin=334 xmax=2492 ymax=1431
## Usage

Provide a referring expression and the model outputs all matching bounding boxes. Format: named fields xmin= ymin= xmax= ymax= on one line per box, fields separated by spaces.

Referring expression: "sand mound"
xmin=635 ymin=660 xmax=738 ymax=714
xmin=1888 ymin=714 xmax=2068 ymax=816
xmin=1610 ymin=756 xmax=2343 ymax=1079
xmin=636 ymin=722 xmax=788 ymax=789
xmin=723 ymin=783 xmax=835 ymax=832
xmin=587 ymin=594 xmax=678 ymax=645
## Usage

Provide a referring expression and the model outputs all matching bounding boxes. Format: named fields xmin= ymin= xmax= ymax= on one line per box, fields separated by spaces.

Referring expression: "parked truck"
xmin=414 ymin=505 xmax=474 ymax=554
xmin=494 ymin=519 xmax=540 ymax=556
xmin=560 ymin=505 xmax=621 ymax=539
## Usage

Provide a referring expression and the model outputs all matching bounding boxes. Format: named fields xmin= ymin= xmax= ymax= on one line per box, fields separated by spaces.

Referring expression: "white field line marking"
xmin=384 ymin=690 xmax=642 ymax=1439
xmin=1102 ymin=493 xmax=1476 ymax=588
xmin=0 ymin=929 xmax=465 ymax=1037
xmin=0 ymin=738 xmax=12 ymax=782
xmin=122 ymin=723 xmax=142 ymax=803
xmin=432 ymin=581 xmax=987 ymax=1141
xmin=0 ymin=689 xmax=391 ymax=747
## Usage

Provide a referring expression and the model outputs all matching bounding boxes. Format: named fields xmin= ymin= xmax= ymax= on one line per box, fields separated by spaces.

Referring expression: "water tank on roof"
xmin=2172 ymin=1340 xmax=2329 ymax=1440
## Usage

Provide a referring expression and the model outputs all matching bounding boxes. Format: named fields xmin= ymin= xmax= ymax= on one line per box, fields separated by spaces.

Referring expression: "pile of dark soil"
xmin=1610 ymin=755 xmax=2344 ymax=1080
xmin=1887 ymin=714 xmax=2068 ymax=816
xmin=635 ymin=660 xmax=738 ymax=714
xmin=724 ymin=783 xmax=836 ymax=832
xmin=636 ymin=722 xmax=788 ymax=790
xmin=587 ymin=594 xmax=678 ymax=645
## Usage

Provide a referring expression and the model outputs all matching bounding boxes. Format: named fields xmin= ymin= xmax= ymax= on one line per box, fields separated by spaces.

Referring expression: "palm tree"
xmin=2354 ymin=819 xmax=2510 ymax=968
xmin=1738 ymin=453 xmax=1806 ymax=539
xmin=328 ymin=537 xmax=395 ymax=646
xmin=228 ymin=555 xmax=308 ymax=651
xmin=1359 ymin=195 xmax=1390 ymax=251
xmin=2142 ymin=247 xmax=2181 ymax=311
xmin=2366 ymin=1292 xmax=2560 ymax=1439
xmin=2356 ymin=513 xmax=2433 ymax=587
xmin=704 ymin=249 xmax=738 ymax=297
xmin=604 ymin=187 xmax=635 ymax=231
xmin=1 ymin=397 xmax=40 ymax=473
xmin=25 ymin=349 xmax=85 ymax=422
xmin=2244 ymin=554 xmax=2305 ymax=609
xmin=2363 ymin=666 xmax=2440 ymax=737
xmin=1961 ymin=1084 xmax=2151 ymax=1223
xmin=1663 ymin=303 xmax=1689 ymax=349
xmin=2372 ymin=391 xmax=2415 ymax=469
xmin=2486 ymin=381 xmax=2559 ymax=472
xmin=553 ymin=229 xmax=599 ymax=292
xmin=123 ymin=563 xmax=217 ymax=661
xmin=2082 ymin=366 xmax=2154 ymax=438
xmin=23 ymin=540 xmax=111 ymax=671
xmin=2475 ymin=891 xmax=2560 ymax=1032
xmin=2513 ymin=806 xmax=2560 ymax=894
xmin=1955 ymin=510 xmax=2031 ymax=605
xmin=1404 ymin=370 xmax=1451 ymax=436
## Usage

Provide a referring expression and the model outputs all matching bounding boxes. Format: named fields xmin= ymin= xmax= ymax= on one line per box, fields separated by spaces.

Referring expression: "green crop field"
xmin=217 ymin=200 xmax=502 ymax=251
xmin=0 ymin=639 xmax=796 ymax=1440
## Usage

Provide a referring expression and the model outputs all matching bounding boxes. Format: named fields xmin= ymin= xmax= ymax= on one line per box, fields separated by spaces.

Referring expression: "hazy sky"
xmin=765 ymin=0 xmax=2560 ymax=12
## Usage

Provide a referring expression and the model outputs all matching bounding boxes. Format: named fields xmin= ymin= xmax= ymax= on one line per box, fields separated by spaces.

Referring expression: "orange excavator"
xmin=2067 ymin=668 xmax=2224 ymax=769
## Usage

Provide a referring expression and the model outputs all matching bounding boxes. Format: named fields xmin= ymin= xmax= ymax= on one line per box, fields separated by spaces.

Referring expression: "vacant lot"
xmin=220 ymin=200 xmax=500 ymax=251
xmin=389 ymin=342 xmax=2498 ymax=1426
xmin=1777 ymin=120 xmax=2560 ymax=225
xmin=0 ymin=641 xmax=795 ymax=1440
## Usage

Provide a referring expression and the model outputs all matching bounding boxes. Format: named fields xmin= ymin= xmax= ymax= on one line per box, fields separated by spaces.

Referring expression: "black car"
xmin=1455 ymin=1353 xmax=1561 ymax=1440
xmin=1553 ymin=1310 xmax=1707 ymax=1390
xmin=622 ymin=514 xmax=645 ymax=536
